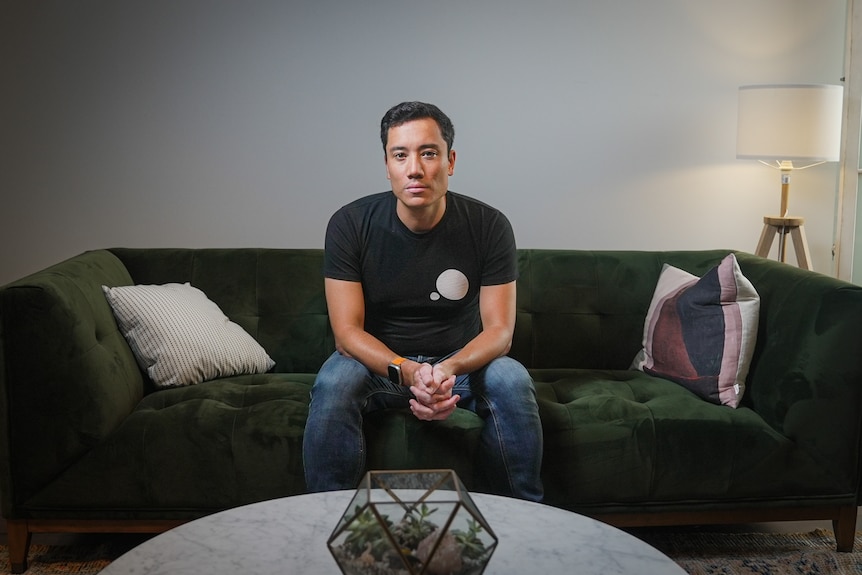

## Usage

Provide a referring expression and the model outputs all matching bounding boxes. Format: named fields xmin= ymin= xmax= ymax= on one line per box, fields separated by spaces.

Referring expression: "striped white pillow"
xmin=102 ymin=282 xmax=275 ymax=388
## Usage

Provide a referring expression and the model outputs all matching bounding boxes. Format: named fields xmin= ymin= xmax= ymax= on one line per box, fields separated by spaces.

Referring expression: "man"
xmin=302 ymin=101 xmax=543 ymax=501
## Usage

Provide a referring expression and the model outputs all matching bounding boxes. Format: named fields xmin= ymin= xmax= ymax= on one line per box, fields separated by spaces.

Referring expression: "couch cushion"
xmin=631 ymin=253 xmax=759 ymax=407
xmin=532 ymin=369 xmax=845 ymax=510
xmin=22 ymin=374 xmax=314 ymax=513
xmin=364 ymin=409 xmax=485 ymax=492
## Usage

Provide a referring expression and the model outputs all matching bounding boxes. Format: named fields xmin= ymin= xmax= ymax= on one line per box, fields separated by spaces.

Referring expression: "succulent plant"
xmin=393 ymin=503 xmax=438 ymax=549
xmin=342 ymin=506 xmax=394 ymax=561
xmin=451 ymin=519 xmax=488 ymax=560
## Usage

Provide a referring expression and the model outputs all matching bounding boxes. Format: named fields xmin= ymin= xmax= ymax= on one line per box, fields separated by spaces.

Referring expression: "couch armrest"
xmin=0 ymin=250 xmax=144 ymax=515
xmin=736 ymin=253 xmax=862 ymax=496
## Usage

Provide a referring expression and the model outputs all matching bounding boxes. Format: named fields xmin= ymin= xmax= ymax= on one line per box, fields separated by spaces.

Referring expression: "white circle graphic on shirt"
xmin=431 ymin=269 xmax=469 ymax=301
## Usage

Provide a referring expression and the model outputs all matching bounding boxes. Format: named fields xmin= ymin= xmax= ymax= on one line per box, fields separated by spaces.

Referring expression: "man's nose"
xmin=407 ymin=156 xmax=423 ymax=178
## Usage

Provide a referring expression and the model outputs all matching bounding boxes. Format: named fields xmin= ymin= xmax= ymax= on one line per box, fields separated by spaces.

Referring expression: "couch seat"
xmin=533 ymin=369 xmax=844 ymax=510
xmin=22 ymin=374 xmax=314 ymax=517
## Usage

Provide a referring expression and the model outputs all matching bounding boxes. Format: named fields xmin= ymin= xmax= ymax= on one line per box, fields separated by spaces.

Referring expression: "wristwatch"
xmin=388 ymin=357 xmax=407 ymax=385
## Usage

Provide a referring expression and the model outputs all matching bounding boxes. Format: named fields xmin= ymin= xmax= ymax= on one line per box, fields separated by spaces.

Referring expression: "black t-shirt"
xmin=324 ymin=191 xmax=518 ymax=356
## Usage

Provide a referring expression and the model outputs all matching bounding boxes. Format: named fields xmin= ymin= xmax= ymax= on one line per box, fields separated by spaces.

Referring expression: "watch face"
xmin=388 ymin=364 xmax=401 ymax=385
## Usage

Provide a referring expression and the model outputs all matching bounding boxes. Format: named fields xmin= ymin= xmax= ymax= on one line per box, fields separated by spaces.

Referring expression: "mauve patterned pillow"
xmin=102 ymin=282 xmax=275 ymax=388
xmin=630 ymin=253 xmax=760 ymax=408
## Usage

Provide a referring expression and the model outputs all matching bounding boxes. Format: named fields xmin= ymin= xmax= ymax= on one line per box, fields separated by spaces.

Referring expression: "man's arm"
xmin=427 ymin=280 xmax=517 ymax=388
xmin=325 ymin=277 xmax=399 ymax=378
xmin=326 ymin=277 xmax=515 ymax=421
xmin=407 ymin=280 xmax=516 ymax=421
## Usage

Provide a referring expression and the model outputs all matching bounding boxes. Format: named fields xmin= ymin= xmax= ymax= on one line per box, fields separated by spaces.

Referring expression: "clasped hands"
xmin=408 ymin=362 xmax=460 ymax=421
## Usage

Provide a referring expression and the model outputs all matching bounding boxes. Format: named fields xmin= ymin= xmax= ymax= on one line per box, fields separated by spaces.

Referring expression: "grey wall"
xmin=0 ymin=0 xmax=847 ymax=285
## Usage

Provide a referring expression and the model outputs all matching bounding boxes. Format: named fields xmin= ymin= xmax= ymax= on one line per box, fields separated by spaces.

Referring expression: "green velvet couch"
xmin=2 ymin=248 xmax=862 ymax=572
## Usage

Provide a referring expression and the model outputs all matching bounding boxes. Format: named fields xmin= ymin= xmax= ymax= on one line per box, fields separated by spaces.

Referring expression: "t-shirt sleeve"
xmin=323 ymin=208 xmax=362 ymax=281
xmin=481 ymin=211 xmax=519 ymax=286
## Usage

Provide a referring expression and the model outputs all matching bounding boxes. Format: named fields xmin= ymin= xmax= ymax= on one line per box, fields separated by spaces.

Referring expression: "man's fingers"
xmin=409 ymin=395 xmax=460 ymax=421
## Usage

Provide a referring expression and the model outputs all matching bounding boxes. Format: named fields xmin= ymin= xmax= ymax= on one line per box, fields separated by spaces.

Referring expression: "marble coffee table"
xmin=98 ymin=491 xmax=685 ymax=574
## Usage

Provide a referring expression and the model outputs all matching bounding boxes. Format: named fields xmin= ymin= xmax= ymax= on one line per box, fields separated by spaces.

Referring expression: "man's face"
xmin=385 ymin=118 xmax=456 ymax=216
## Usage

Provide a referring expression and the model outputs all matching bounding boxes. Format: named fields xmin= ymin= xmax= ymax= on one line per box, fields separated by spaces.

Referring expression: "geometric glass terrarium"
xmin=327 ymin=469 xmax=498 ymax=575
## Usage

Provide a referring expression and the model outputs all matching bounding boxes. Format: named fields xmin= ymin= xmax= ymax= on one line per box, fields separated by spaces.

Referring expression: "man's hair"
xmin=380 ymin=101 xmax=455 ymax=155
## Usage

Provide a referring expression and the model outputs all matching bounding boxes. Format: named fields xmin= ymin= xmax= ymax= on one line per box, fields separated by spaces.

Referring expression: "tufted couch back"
xmin=110 ymin=248 xmax=332 ymax=374
xmin=510 ymin=248 xmax=735 ymax=370
xmin=109 ymin=247 xmax=739 ymax=375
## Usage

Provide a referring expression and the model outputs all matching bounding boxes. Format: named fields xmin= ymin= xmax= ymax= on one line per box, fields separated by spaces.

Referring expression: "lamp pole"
xmin=779 ymin=162 xmax=792 ymax=218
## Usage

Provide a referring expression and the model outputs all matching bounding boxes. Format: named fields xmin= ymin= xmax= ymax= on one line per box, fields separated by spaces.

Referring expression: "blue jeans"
xmin=302 ymin=351 xmax=544 ymax=502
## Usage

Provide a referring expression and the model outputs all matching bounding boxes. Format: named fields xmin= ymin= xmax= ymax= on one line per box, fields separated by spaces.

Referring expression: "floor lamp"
xmin=736 ymin=84 xmax=843 ymax=270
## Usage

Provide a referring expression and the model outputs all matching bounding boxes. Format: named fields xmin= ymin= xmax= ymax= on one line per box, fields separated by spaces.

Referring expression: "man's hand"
xmin=405 ymin=281 xmax=516 ymax=422
xmin=409 ymin=363 xmax=460 ymax=421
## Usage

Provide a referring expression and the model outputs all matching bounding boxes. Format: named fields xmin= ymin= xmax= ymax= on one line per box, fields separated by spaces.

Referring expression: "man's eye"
xmin=421 ymin=151 xmax=438 ymax=158
xmin=393 ymin=153 xmax=407 ymax=160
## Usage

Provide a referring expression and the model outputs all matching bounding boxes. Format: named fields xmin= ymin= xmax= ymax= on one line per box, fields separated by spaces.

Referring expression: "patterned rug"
xmin=1 ymin=529 xmax=860 ymax=574
xmin=635 ymin=528 xmax=862 ymax=574
xmin=0 ymin=535 xmax=144 ymax=575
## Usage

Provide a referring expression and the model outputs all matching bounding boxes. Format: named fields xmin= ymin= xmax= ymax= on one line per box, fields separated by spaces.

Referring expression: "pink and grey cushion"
xmin=631 ymin=253 xmax=760 ymax=407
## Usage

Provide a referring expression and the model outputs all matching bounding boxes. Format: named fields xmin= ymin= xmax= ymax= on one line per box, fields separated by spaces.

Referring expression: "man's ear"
xmin=448 ymin=149 xmax=456 ymax=176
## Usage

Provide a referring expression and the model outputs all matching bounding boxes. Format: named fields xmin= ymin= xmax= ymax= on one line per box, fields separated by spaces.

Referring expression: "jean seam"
xmin=479 ymin=391 xmax=516 ymax=496
xmin=354 ymin=411 xmax=366 ymax=487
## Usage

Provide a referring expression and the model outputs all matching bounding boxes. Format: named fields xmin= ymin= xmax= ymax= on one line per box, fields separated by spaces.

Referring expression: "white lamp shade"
xmin=736 ymin=84 xmax=844 ymax=162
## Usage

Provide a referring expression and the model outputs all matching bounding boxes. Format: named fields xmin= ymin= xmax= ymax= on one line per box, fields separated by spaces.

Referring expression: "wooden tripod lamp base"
xmin=755 ymin=216 xmax=812 ymax=270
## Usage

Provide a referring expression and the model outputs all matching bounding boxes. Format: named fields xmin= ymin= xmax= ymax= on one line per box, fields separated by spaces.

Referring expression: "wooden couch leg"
xmin=833 ymin=506 xmax=858 ymax=552
xmin=7 ymin=519 xmax=31 ymax=574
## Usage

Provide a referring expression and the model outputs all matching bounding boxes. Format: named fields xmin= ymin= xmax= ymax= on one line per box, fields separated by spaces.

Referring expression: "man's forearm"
xmin=334 ymin=327 xmax=401 ymax=378
xmin=436 ymin=326 xmax=512 ymax=378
